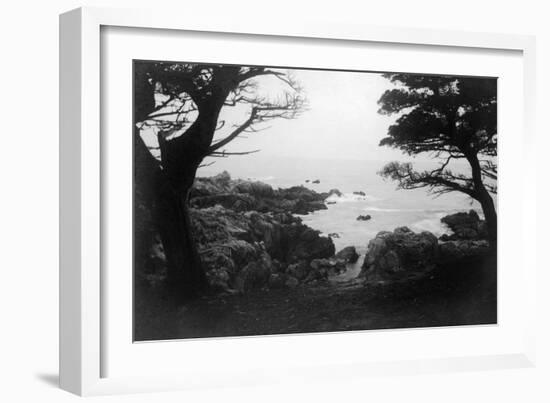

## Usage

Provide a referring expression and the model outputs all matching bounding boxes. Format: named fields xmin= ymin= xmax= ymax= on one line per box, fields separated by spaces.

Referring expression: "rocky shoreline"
xmin=189 ymin=172 xmax=350 ymax=292
xmin=138 ymin=172 xmax=493 ymax=294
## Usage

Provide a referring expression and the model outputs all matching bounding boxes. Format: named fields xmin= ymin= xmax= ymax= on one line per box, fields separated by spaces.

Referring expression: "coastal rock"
xmin=190 ymin=200 xmax=334 ymax=292
xmin=232 ymin=180 xmax=275 ymax=198
xmin=140 ymin=171 xmax=340 ymax=293
xmin=191 ymin=175 xmax=328 ymax=215
xmin=440 ymin=210 xmax=487 ymax=240
xmin=292 ymin=199 xmax=327 ymax=215
xmin=328 ymin=232 xmax=340 ymax=238
xmin=190 ymin=171 xmax=232 ymax=198
xmin=335 ymin=246 xmax=359 ymax=263
xmin=312 ymin=179 xmax=320 ymax=184
xmin=234 ymin=252 xmax=273 ymax=293
xmin=353 ymin=191 xmax=366 ymax=196
xmin=310 ymin=258 xmax=346 ymax=277
xmin=360 ymin=227 xmax=439 ymax=281
xmin=287 ymin=227 xmax=335 ymax=263
xmin=190 ymin=193 xmax=256 ymax=212
xmin=279 ymin=185 xmax=323 ymax=202
xmin=438 ymin=240 xmax=491 ymax=262
xmin=356 ymin=214 xmax=372 ymax=221
xmin=286 ymin=261 xmax=310 ymax=281
xmin=328 ymin=188 xmax=343 ymax=198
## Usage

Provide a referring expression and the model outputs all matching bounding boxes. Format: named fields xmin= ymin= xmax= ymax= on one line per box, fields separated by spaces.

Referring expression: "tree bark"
xmin=133 ymin=66 xmax=219 ymax=300
xmin=478 ymin=188 xmax=498 ymax=250
xmin=466 ymin=152 xmax=497 ymax=250
xmin=153 ymin=171 xmax=208 ymax=299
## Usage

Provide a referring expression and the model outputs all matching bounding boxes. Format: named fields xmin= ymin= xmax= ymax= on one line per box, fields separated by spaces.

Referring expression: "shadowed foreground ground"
xmin=134 ymin=255 xmax=496 ymax=341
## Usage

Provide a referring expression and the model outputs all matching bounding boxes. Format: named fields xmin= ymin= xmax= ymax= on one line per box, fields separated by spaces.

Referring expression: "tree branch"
xmin=208 ymin=109 xmax=258 ymax=153
xmin=379 ymin=162 xmax=477 ymax=198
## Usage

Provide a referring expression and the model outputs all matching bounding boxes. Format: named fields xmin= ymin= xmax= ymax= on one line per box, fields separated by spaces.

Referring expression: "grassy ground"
xmin=134 ymin=254 xmax=497 ymax=341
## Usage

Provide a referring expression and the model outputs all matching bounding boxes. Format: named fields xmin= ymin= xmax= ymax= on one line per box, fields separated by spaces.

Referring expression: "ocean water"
xmin=198 ymin=155 xmax=483 ymax=256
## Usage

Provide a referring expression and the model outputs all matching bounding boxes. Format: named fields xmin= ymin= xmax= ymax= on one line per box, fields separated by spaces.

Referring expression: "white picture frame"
xmin=60 ymin=6 xmax=538 ymax=396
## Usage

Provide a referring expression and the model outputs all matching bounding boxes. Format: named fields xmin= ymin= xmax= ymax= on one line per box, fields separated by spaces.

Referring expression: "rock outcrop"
xmin=328 ymin=189 xmax=343 ymax=198
xmin=440 ymin=210 xmax=488 ymax=241
xmin=360 ymin=219 xmax=494 ymax=283
xmin=438 ymin=240 xmax=491 ymax=262
xmin=186 ymin=173 xmax=337 ymax=292
xmin=335 ymin=246 xmax=359 ymax=263
xmin=190 ymin=173 xmax=329 ymax=215
xmin=437 ymin=210 xmax=492 ymax=261
xmin=356 ymin=214 xmax=372 ymax=221
xmin=360 ymin=227 xmax=439 ymax=282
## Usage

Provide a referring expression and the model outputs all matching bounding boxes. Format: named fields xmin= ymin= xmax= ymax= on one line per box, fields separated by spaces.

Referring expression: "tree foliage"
xmin=135 ymin=62 xmax=305 ymax=172
xmin=377 ymin=73 xmax=498 ymax=248
xmin=378 ymin=73 xmax=497 ymax=196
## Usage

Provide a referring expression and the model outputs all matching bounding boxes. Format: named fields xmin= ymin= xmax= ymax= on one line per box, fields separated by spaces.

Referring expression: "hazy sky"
xmin=206 ymin=69 xmax=402 ymax=163
xmin=140 ymin=67 xmax=465 ymax=173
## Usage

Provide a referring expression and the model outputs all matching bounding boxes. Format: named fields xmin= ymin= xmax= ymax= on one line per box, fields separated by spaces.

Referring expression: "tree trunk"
xmin=477 ymin=188 xmax=497 ymax=251
xmin=153 ymin=174 xmax=208 ymax=299
xmin=133 ymin=64 xmax=236 ymax=300
xmin=466 ymin=152 xmax=497 ymax=250
xmin=134 ymin=128 xmax=208 ymax=300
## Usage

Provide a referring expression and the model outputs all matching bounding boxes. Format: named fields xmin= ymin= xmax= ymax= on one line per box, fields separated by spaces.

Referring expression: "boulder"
xmin=234 ymin=251 xmax=273 ymax=293
xmin=287 ymin=227 xmax=335 ymax=263
xmin=335 ymin=246 xmax=359 ymax=263
xmin=360 ymin=227 xmax=439 ymax=281
xmin=440 ymin=210 xmax=487 ymax=240
xmin=304 ymin=262 xmax=328 ymax=283
xmin=356 ymin=214 xmax=372 ymax=221
xmin=310 ymin=258 xmax=346 ymax=277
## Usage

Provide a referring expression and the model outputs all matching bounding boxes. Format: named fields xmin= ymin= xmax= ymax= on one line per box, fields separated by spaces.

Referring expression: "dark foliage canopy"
xmin=134 ymin=62 xmax=305 ymax=169
xmin=378 ymin=73 xmax=497 ymax=197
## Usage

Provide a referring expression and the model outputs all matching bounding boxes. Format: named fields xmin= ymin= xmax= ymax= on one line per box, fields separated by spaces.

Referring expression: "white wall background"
xmin=0 ymin=1 xmax=548 ymax=402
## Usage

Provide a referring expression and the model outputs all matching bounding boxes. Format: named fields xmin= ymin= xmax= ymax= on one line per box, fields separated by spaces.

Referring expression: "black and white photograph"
xmin=5 ymin=0 xmax=550 ymax=400
xmin=133 ymin=60 xmax=497 ymax=341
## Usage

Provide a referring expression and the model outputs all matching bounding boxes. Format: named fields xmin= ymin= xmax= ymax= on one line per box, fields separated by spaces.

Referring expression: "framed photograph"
xmin=60 ymin=7 xmax=537 ymax=396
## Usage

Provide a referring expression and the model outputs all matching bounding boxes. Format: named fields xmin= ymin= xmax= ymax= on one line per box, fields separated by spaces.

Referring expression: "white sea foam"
xmin=247 ymin=175 xmax=276 ymax=182
xmin=409 ymin=212 xmax=452 ymax=236
xmin=325 ymin=193 xmax=370 ymax=203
